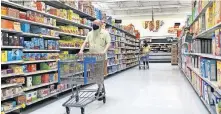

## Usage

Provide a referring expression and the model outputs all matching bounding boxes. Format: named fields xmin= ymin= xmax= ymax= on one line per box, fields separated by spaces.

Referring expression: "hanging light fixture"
xmin=149 ymin=6 xmax=155 ymax=31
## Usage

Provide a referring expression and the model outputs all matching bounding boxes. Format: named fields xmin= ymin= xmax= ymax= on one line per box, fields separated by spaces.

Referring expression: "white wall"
xmin=122 ymin=15 xmax=187 ymax=38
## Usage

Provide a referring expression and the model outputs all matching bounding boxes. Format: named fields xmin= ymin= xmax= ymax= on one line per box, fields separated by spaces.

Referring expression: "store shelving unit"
xmin=1 ymin=1 xmax=139 ymax=113
xmin=179 ymin=1 xmax=221 ymax=114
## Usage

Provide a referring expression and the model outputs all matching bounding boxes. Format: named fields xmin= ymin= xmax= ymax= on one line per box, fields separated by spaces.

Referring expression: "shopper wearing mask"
xmin=79 ymin=19 xmax=111 ymax=100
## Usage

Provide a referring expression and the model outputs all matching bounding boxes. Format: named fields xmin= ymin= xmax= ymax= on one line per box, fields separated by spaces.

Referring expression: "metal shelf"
xmin=1 ymin=46 xmax=23 ymax=49
xmin=59 ymin=47 xmax=89 ymax=50
xmin=181 ymin=67 xmax=217 ymax=114
xmin=2 ymin=73 xmax=24 ymax=78
xmin=189 ymin=53 xmax=221 ymax=60
xmin=187 ymin=65 xmax=221 ymax=95
xmin=23 ymin=49 xmax=60 ymax=52
xmin=1 ymin=15 xmax=59 ymax=29
xmin=1 ymin=28 xmax=22 ymax=33
xmin=22 ymin=32 xmax=60 ymax=39
xmin=23 ymin=69 xmax=58 ymax=76
xmin=189 ymin=1 xmax=213 ymax=27
xmin=23 ymin=59 xmax=58 ymax=64
xmin=2 ymin=105 xmax=22 ymax=114
xmin=44 ymin=1 xmax=96 ymax=20
xmin=107 ymin=64 xmax=119 ymax=67
xmin=1 ymin=60 xmax=23 ymax=65
xmin=58 ymin=31 xmax=87 ymax=38
xmin=194 ymin=22 xmax=221 ymax=39
xmin=1 ymin=83 xmax=23 ymax=89
xmin=23 ymin=81 xmax=58 ymax=91
xmin=1 ymin=92 xmax=25 ymax=101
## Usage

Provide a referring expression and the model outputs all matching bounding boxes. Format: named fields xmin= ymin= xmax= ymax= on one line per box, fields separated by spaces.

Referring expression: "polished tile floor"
xmin=23 ymin=63 xmax=209 ymax=114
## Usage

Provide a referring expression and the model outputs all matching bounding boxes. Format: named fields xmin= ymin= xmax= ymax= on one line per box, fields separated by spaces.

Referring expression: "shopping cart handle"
xmin=84 ymin=57 xmax=96 ymax=63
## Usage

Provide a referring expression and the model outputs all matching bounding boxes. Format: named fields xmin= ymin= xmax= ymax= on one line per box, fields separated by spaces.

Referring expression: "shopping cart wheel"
xmin=81 ymin=107 xmax=85 ymax=114
xmin=103 ymin=96 xmax=106 ymax=104
xmin=65 ymin=107 xmax=70 ymax=114
xmin=139 ymin=66 xmax=141 ymax=70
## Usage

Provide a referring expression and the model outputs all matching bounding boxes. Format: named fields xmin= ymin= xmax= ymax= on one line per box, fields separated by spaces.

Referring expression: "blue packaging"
xmin=19 ymin=37 xmax=24 ymax=46
xmin=7 ymin=51 xmax=13 ymax=61
xmin=16 ymin=49 xmax=23 ymax=60
xmin=22 ymin=65 xmax=28 ymax=73
xmin=24 ymin=41 xmax=30 ymax=49
xmin=39 ymin=38 xmax=44 ymax=50
xmin=30 ymin=53 xmax=35 ymax=61
xmin=200 ymin=58 xmax=207 ymax=78
xmin=31 ymin=26 xmax=47 ymax=35
xmin=208 ymin=59 xmax=217 ymax=81
xmin=30 ymin=41 xmax=34 ymax=49
xmin=32 ymin=38 xmax=39 ymax=49
xmin=56 ymin=41 xmax=59 ymax=50
xmin=36 ymin=53 xmax=41 ymax=60
xmin=41 ymin=53 xmax=47 ymax=60
xmin=23 ymin=53 xmax=30 ymax=61
xmin=21 ymin=23 xmax=30 ymax=32
xmin=48 ymin=40 xmax=52 ymax=50
xmin=49 ymin=74 xmax=54 ymax=82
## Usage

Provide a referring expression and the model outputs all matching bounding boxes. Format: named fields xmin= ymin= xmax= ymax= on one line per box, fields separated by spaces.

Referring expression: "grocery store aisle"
xmin=24 ymin=63 xmax=209 ymax=114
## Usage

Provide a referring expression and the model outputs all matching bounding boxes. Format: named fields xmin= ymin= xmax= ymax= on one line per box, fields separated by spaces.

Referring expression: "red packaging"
xmin=42 ymin=74 xmax=49 ymax=83
xmin=36 ymin=2 xmax=45 ymax=12
xmin=26 ymin=11 xmax=35 ymax=21
xmin=19 ymin=12 xmax=27 ymax=19
xmin=27 ymin=64 xmax=36 ymax=72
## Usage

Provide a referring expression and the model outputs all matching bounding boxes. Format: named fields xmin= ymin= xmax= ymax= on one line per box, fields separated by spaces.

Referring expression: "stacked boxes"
xmin=171 ymin=44 xmax=178 ymax=65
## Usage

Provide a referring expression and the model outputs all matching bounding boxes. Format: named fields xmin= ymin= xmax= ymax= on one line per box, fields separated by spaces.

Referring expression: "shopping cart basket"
xmin=58 ymin=54 xmax=106 ymax=114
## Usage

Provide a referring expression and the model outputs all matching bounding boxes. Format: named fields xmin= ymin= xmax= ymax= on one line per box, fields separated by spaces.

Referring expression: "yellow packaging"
xmin=1 ymin=51 xmax=7 ymax=62
xmin=217 ymin=61 xmax=221 ymax=86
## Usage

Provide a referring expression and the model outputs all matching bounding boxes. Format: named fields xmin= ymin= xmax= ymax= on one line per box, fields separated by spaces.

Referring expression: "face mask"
xmin=92 ymin=24 xmax=99 ymax=30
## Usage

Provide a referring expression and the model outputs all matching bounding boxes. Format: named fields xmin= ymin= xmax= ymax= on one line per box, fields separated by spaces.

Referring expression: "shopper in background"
xmin=141 ymin=40 xmax=151 ymax=68
xmin=79 ymin=19 xmax=111 ymax=99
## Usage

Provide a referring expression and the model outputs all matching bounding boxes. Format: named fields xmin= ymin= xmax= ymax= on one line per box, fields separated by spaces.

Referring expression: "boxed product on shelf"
xmin=202 ymin=80 xmax=214 ymax=105
xmin=42 ymin=74 xmax=49 ymax=83
xmin=217 ymin=61 xmax=221 ymax=88
xmin=207 ymin=59 xmax=217 ymax=81
xmin=2 ymin=101 xmax=17 ymax=112
xmin=5 ymin=77 xmax=25 ymax=84
xmin=1 ymin=50 xmax=23 ymax=62
xmin=1 ymin=50 xmax=7 ymax=62
xmin=1 ymin=6 xmax=8 ymax=16
xmin=211 ymin=92 xmax=221 ymax=114
xmin=1 ymin=19 xmax=14 ymax=30
xmin=25 ymin=92 xmax=32 ymax=104
xmin=200 ymin=57 xmax=207 ymax=78
xmin=2 ymin=87 xmax=23 ymax=98
xmin=38 ymin=88 xmax=50 ymax=98
xmin=16 ymin=96 xmax=26 ymax=104
xmin=30 ymin=91 xmax=38 ymax=101
xmin=215 ymin=1 xmax=221 ymax=24
xmin=26 ymin=77 xmax=32 ymax=87
xmin=215 ymin=29 xmax=221 ymax=56
xmin=27 ymin=64 xmax=37 ymax=72
xmin=32 ymin=75 xmax=42 ymax=85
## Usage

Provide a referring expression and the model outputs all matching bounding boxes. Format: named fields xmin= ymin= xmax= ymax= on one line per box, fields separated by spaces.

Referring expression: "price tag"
xmin=21 ymin=103 xmax=26 ymax=108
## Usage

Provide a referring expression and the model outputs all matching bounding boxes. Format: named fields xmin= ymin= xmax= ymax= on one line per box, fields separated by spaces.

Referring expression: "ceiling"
xmin=92 ymin=0 xmax=192 ymax=19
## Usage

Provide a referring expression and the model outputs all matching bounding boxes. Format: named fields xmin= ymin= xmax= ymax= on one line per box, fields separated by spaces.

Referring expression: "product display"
xmin=179 ymin=1 xmax=221 ymax=114
xmin=1 ymin=0 xmax=139 ymax=113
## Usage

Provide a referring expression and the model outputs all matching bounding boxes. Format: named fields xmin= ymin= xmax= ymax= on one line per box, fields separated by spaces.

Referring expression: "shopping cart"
xmin=58 ymin=54 xmax=106 ymax=114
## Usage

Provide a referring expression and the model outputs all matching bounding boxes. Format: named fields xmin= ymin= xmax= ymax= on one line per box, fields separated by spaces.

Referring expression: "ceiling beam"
xmin=100 ymin=4 xmax=191 ymax=11
xmin=111 ymin=11 xmax=191 ymax=18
